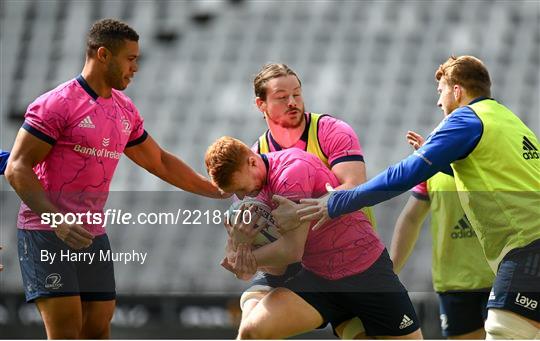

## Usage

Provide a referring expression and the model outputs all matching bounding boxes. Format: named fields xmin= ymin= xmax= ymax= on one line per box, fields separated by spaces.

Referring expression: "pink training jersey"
xmin=18 ymin=75 xmax=146 ymax=235
xmin=258 ymin=149 xmax=384 ymax=280
xmin=253 ymin=113 xmax=364 ymax=167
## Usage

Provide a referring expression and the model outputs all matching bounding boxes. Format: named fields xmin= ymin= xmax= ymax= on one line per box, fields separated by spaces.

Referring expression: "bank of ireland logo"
xmin=45 ymin=273 xmax=63 ymax=290
xmin=102 ymin=137 xmax=110 ymax=147
xmin=121 ymin=117 xmax=131 ymax=135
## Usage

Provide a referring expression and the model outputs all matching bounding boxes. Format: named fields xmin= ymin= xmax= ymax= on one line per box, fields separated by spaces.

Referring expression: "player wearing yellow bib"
xmin=299 ymin=55 xmax=540 ymax=339
xmin=391 ymin=171 xmax=494 ymax=339
xmin=228 ymin=64 xmax=373 ymax=338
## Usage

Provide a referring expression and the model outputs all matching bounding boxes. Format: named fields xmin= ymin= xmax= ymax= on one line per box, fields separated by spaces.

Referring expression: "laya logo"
xmin=44 ymin=273 xmax=63 ymax=290
xmin=522 ymin=136 xmax=539 ymax=160
xmin=514 ymin=293 xmax=538 ymax=311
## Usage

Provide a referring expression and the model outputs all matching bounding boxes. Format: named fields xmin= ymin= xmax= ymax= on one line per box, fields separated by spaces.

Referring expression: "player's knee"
xmin=485 ymin=309 xmax=538 ymax=339
xmin=80 ymin=314 xmax=112 ymax=339
xmin=237 ymin=323 xmax=260 ymax=339
xmin=336 ymin=317 xmax=366 ymax=339
xmin=80 ymin=322 xmax=110 ymax=339
xmin=46 ymin=324 xmax=81 ymax=339
xmin=238 ymin=321 xmax=273 ymax=340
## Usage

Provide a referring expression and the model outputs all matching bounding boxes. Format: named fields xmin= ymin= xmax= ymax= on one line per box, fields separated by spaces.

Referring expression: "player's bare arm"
xmin=250 ymin=220 xmax=310 ymax=268
xmin=331 ymin=160 xmax=367 ymax=190
xmin=124 ymin=134 xmax=226 ymax=198
xmin=271 ymin=161 xmax=366 ymax=231
xmin=5 ymin=129 xmax=94 ymax=249
xmin=390 ymin=196 xmax=430 ymax=273
xmin=226 ymin=218 xmax=310 ymax=279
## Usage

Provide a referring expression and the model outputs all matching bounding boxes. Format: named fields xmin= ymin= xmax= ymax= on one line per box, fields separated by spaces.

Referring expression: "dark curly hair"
xmin=86 ymin=18 xmax=139 ymax=57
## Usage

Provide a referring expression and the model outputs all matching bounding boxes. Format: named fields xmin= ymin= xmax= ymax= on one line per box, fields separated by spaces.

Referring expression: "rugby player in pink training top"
xmin=206 ymin=136 xmax=422 ymax=339
xmin=227 ymin=63 xmax=375 ymax=339
xmin=5 ymin=19 xmax=226 ymax=339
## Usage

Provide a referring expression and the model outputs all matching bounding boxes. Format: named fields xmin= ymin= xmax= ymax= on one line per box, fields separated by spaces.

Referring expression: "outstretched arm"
xmin=124 ymin=135 xmax=226 ymax=198
xmin=299 ymin=108 xmax=483 ymax=223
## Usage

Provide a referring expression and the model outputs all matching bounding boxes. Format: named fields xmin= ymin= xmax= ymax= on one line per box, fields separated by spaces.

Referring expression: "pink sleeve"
xmin=23 ymin=92 xmax=68 ymax=143
xmin=125 ymin=101 xmax=147 ymax=147
xmin=411 ymin=181 xmax=429 ymax=201
xmin=318 ymin=116 xmax=364 ymax=167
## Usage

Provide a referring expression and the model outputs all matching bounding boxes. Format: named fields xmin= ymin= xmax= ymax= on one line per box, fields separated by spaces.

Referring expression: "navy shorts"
xmin=18 ymin=229 xmax=116 ymax=303
xmin=285 ymin=249 xmax=420 ymax=337
xmin=250 ymin=262 xmax=303 ymax=288
xmin=438 ymin=290 xmax=489 ymax=336
xmin=487 ymin=238 xmax=540 ymax=322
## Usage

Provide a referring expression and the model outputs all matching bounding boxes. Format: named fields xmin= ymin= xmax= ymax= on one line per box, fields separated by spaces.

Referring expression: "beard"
xmin=268 ymin=106 xmax=305 ymax=129
xmin=105 ymin=60 xmax=127 ymax=90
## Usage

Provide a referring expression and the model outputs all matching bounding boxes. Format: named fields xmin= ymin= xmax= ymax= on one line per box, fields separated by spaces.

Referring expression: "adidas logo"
xmin=78 ymin=116 xmax=95 ymax=129
xmin=451 ymin=215 xmax=475 ymax=239
xmin=399 ymin=314 xmax=414 ymax=329
xmin=522 ymin=136 xmax=539 ymax=160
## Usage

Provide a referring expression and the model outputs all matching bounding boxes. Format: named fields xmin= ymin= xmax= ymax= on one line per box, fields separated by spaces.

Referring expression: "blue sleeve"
xmin=328 ymin=107 xmax=483 ymax=217
xmin=0 ymin=150 xmax=10 ymax=175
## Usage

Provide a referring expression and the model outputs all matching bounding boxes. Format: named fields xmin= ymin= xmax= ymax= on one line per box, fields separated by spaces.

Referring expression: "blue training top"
xmin=0 ymin=150 xmax=10 ymax=175
xmin=328 ymin=98 xmax=486 ymax=218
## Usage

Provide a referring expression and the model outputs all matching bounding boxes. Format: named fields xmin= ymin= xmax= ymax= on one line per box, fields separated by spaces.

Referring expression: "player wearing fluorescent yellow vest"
xmin=391 ymin=171 xmax=494 ymax=339
xmin=299 ymin=56 xmax=540 ymax=338
xmin=256 ymin=112 xmax=377 ymax=228
xmin=451 ymin=99 xmax=539 ymax=270
xmin=227 ymin=64 xmax=373 ymax=339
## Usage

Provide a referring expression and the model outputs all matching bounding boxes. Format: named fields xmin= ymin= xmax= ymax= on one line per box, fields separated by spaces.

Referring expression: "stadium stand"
xmin=1 ymin=0 xmax=538 ymax=338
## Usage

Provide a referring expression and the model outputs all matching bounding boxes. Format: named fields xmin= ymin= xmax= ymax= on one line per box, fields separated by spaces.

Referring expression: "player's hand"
xmin=220 ymin=256 xmax=235 ymax=274
xmin=271 ymin=195 xmax=308 ymax=233
xmin=233 ymin=243 xmax=257 ymax=280
xmin=54 ymin=223 xmax=94 ymax=249
xmin=298 ymin=192 xmax=331 ymax=231
xmin=406 ymin=131 xmax=425 ymax=150
xmin=230 ymin=205 xmax=265 ymax=249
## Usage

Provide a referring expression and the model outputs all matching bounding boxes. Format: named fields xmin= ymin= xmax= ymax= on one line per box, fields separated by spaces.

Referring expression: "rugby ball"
xmin=227 ymin=198 xmax=281 ymax=248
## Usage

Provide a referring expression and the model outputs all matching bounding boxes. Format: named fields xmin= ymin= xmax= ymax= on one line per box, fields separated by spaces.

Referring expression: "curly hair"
xmin=86 ymin=18 xmax=139 ymax=57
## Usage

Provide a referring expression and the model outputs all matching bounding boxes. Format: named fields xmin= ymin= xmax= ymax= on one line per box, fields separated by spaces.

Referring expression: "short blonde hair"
xmin=435 ymin=55 xmax=491 ymax=98
xmin=205 ymin=136 xmax=251 ymax=189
